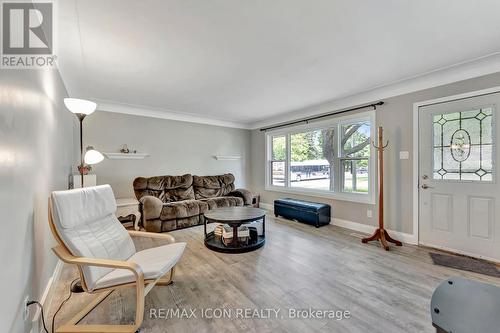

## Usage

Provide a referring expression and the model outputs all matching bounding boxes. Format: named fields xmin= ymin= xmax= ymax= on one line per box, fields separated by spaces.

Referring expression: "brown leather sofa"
xmin=133 ymin=173 xmax=252 ymax=232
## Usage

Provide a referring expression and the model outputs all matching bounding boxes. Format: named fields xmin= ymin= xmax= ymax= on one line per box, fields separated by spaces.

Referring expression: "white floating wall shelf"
xmin=103 ymin=153 xmax=150 ymax=160
xmin=213 ymin=155 xmax=241 ymax=161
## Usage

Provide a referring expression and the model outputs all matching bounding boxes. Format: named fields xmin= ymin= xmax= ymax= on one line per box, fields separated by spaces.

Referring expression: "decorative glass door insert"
xmin=433 ymin=107 xmax=494 ymax=181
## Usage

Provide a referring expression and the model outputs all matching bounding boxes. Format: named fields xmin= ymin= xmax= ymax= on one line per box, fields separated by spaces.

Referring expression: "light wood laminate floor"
xmin=48 ymin=214 xmax=500 ymax=333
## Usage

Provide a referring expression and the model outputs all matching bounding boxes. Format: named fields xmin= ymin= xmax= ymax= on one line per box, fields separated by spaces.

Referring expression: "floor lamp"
xmin=64 ymin=98 xmax=104 ymax=187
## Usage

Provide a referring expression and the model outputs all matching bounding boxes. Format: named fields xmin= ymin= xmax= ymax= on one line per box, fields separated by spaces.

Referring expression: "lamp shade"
xmin=84 ymin=146 xmax=104 ymax=165
xmin=64 ymin=98 xmax=97 ymax=115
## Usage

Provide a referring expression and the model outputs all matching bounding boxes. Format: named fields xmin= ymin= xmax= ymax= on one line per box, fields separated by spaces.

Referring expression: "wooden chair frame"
xmin=48 ymin=200 xmax=178 ymax=333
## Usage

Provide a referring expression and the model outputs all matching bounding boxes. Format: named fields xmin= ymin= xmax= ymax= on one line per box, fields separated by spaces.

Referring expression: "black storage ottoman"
xmin=274 ymin=198 xmax=331 ymax=228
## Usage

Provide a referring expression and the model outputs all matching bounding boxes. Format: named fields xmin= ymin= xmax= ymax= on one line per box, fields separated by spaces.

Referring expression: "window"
xmin=340 ymin=121 xmax=371 ymax=193
xmin=265 ymin=111 xmax=375 ymax=203
xmin=290 ymin=128 xmax=333 ymax=191
xmin=433 ymin=107 xmax=493 ymax=181
xmin=271 ymin=135 xmax=286 ymax=186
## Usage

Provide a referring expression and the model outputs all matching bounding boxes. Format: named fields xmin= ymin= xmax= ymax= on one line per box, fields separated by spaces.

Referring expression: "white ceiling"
xmin=57 ymin=0 xmax=500 ymax=128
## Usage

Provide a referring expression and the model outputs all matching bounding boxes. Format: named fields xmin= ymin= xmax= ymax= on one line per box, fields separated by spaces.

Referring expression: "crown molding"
xmin=94 ymin=100 xmax=251 ymax=129
xmin=92 ymin=52 xmax=500 ymax=131
xmin=249 ymin=51 xmax=500 ymax=130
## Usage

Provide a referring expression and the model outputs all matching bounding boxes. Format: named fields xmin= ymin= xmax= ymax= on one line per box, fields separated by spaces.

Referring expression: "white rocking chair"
xmin=49 ymin=185 xmax=186 ymax=333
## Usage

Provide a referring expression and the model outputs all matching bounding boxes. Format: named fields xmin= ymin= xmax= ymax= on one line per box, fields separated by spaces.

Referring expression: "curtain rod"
xmin=259 ymin=101 xmax=384 ymax=132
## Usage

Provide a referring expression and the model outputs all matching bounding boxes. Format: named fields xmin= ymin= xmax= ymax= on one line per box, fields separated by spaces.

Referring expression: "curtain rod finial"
xmin=373 ymin=101 xmax=384 ymax=110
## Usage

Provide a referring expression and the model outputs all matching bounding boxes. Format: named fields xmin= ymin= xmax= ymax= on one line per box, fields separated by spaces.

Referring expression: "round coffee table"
xmin=203 ymin=207 xmax=266 ymax=253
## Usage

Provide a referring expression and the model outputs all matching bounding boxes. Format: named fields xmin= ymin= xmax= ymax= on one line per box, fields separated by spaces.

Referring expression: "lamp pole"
xmin=64 ymin=98 xmax=99 ymax=189
xmin=76 ymin=113 xmax=86 ymax=187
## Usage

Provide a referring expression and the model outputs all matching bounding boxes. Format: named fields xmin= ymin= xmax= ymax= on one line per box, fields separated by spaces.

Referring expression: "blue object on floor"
xmin=274 ymin=198 xmax=330 ymax=228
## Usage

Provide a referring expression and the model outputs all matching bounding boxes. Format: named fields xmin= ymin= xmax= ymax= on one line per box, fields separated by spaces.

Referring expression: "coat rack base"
xmin=362 ymin=228 xmax=402 ymax=251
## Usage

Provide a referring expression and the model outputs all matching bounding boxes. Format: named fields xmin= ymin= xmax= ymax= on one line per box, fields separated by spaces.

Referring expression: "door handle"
xmin=421 ymin=184 xmax=434 ymax=189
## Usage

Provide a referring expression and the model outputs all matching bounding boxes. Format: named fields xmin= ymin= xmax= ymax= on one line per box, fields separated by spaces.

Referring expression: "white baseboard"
xmin=332 ymin=218 xmax=417 ymax=244
xmin=31 ymin=260 xmax=63 ymax=333
xmin=260 ymin=202 xmax=417 ymax=245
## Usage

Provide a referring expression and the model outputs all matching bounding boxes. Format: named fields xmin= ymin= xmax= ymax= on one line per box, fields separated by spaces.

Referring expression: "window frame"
xmin=264 ymin=110 xmax=376 ymax=204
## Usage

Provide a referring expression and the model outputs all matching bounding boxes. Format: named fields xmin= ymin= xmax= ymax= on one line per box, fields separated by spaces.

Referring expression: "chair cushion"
xmin=201 ymin=196 xmax=243 ymax=209
xmin=160 ymin=200 xmax=208 ymax=220
xmin=51 ymin=185 xmax=136 ymax=291
xmin=94 ymin=242 xmax=186 ymax=290
xmin=52 ymin=184 xmax=117 ymax=229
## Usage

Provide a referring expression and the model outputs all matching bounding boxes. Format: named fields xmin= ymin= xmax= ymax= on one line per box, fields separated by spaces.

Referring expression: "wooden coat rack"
xmin=362 ymin=126 xmax=402 ymax=251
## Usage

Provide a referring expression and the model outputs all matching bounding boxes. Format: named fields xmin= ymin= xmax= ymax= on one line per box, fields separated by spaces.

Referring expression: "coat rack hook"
xmin=372 ymin=139 xmax=389 ymax=150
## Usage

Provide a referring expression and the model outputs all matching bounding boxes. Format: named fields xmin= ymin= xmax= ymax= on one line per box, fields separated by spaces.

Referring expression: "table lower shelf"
xmin=204 ymin=232 xmax=265 ymax=253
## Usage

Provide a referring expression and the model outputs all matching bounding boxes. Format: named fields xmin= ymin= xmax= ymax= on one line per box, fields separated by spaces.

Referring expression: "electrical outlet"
xmin=367 ymin=209 xmax=373 ymax=218
xmin=23 ymin=295 xmax=29 ymax=321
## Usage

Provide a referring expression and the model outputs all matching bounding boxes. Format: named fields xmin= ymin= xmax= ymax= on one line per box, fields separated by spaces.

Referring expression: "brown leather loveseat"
xmin=133 ymin=173 xmax=252 ymax=232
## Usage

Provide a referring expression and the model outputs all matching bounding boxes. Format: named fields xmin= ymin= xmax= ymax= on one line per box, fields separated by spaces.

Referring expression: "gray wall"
xmin=0 ymin=69 xmax=75 ymax=332
xmin=84 ymin=112 xmax=252 ymax=198
xmin=250 ymin=72 xmax=500 ymax=235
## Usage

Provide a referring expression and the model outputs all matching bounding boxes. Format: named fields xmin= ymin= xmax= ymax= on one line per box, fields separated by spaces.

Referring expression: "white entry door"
xmin=419 ymin=92 xmax=500 ymax=262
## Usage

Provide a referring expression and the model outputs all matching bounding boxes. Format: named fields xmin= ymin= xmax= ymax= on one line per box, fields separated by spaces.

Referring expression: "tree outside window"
xmin=266 ymin=111 xmax=374 ymax=203
xmin=339 ymin=121 xmax=370 ymax=193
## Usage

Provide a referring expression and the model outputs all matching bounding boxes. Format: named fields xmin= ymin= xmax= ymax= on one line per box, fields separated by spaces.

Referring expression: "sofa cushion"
xmin=193 ymin=174 xmax=236 ymax=199
xmin=160 ymin=199 xmax=208 ymax=220
xmin=176 ymin=215 xmax=202 ymax=229
xmin=201 ymin=196 xmax=244 ymax=209
xmin=133 ymin=174 xmax=195 ymax=203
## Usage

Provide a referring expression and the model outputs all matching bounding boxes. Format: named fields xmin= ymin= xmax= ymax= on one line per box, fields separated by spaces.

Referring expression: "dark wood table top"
xmin=204 ymin=207 xmax=266 ymax=224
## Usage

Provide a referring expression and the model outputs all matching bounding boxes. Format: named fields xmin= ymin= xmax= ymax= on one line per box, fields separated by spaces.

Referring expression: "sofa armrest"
xmin=140 ymin=195 xmax=163 ymax=220
xmin=227 ymin=188 xmax=253 ymax=205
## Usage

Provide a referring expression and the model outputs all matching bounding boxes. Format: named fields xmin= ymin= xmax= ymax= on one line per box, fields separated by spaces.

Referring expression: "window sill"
xmin=264 ymin=186 xmax=375 ymax=205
